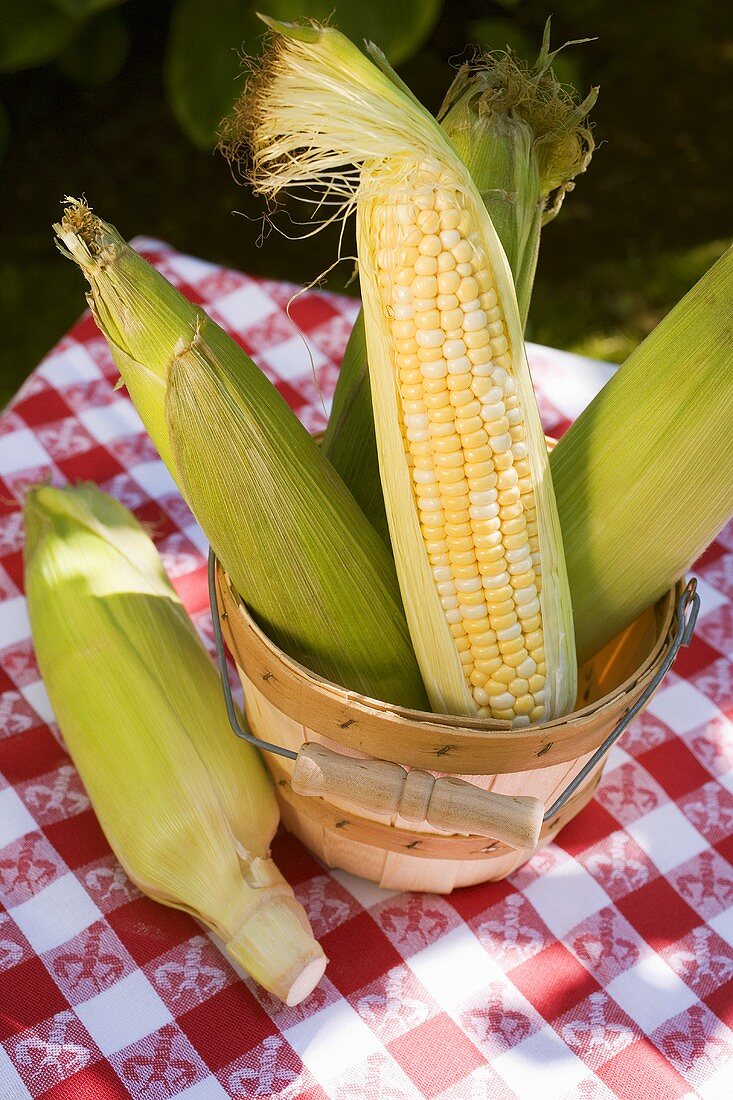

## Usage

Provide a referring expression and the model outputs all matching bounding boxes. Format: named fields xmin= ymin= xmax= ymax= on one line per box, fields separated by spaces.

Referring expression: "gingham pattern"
xmin=0 ymin=240 xmax=731 ymax=1100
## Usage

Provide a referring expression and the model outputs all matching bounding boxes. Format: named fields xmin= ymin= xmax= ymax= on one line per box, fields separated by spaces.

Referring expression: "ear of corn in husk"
xmin=322 ymin=313 xmax=393 ymax=542
xmin=437 ymin=20 xmax=597 ymax=325
xmin=54 ymin=201 xmax=429 ymax=712
xmin=233 ymin=19 xmax=577 ymax=724
xmin=317 ymin=23 xmax=597 ymax=540
xmin=552 ymin=244 xmax=733 ymax=662
xmin=24 ymin=483 xmax=326 ymax=1006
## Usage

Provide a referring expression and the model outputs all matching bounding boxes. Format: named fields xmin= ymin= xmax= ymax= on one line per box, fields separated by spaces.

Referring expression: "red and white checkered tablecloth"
xmin=0 ymin=239 xmax=731 ymax=1100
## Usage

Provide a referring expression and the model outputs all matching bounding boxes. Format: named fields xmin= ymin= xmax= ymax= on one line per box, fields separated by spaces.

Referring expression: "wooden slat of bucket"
xmin=380 ymin=853 xmax=462 ymax=893
xmin=218 ymin=565 xmax=677 ymax=776
xmin=485 ymin=739 xmax=604 ymax=821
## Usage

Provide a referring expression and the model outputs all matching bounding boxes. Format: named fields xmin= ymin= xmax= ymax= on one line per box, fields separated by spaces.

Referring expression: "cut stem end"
xmin=225 ymin=893 xmax=327 ymax=1006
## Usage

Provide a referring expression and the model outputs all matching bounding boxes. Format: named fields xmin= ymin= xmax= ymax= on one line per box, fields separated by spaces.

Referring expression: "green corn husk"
xmin=438 ymin=22 xmax=597 ymax=324
xmin=317 ymin=24 xmax=597 ymax=538
xmin=552 ymin=245 xmax=733 ymax=663
xmin=24 ymin=484 xmax=326 ymax=1006
xmin=54 ymin=200 xmax=429 ymax=711
xmin=322 ymin=314 xmax=392 ymax=543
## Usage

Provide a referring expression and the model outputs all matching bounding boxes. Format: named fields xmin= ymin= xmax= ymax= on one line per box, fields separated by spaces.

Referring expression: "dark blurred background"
xmin=1 ymin=0 xmax=731 ymax=406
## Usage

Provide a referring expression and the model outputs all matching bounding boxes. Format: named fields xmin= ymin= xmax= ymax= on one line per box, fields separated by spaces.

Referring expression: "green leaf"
xmin=50 ymin=0 xmax=123 ymax=16
xmin=0 ymin=0 xmax=75 ymax=72
xmin=258 ymin=0 xmax=443 ymax=65
xmin=165 ymin=0 xmax=261 ymax=149
xmin=57 ymin=9 xmax=129 ymax=84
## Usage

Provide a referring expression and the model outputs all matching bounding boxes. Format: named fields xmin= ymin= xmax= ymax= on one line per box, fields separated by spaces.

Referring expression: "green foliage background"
xmin=0 ymin=0 xmax=731 ymax=407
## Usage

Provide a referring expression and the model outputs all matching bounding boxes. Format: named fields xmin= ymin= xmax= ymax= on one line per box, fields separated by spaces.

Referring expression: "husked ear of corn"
xmin=24 ymin=483 xmax=326 ymax=1006
xmin=552 ymin=244 xmax=733 ymax=662
xmin=318 ymin=26 xmax=597 ymax=539
xmin=230 ymin=19 xmax=577 ymax=725
xmin=54 ymin=201 xmax=429 ymax=712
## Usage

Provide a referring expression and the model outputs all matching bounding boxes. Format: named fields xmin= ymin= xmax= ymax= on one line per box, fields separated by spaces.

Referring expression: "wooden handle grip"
xmin=291 ymin=743 xmax=543 ymax=850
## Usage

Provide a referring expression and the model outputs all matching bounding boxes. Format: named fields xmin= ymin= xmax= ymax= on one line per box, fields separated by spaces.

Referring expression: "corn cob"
xmin=54 ymin=201 xmax=429 ymax=711
xmin=233 ymin=20 xmax=577 ymax=724
xmin=553 ymin=244 xmax=733 ymax=662
xmin=24 ymin=484 xmax=326 ymax=1006
xmin=318 ymin=25 xmax=596 ymax=541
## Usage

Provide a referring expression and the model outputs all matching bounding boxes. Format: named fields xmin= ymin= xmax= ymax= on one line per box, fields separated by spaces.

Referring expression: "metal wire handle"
xmin=208 ymin=549 xmax=297 ymax=761
xmin=541 ymin=577 xmax=699 ymax=822
xmin=209 ymin=548 xmax=700 ymax=821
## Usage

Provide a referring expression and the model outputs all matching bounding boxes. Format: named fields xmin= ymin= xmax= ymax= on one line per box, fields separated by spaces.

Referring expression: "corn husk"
xmin=24 ymin=483 xmax=326 ymax=1006
xmin=552 ymin=245 xmax=733 ymax=662
xmin=318 ymin=23 xmax=597 ymax=538
xmin=322 ymin=314 xmax=393 ymax=541
xmin=54 ymin=201 xmax=429 ymax=711
xmin=438 ymin=22 xmax=597 ymax=324
xmin=229 ymin=19 xmax=577 ymax=721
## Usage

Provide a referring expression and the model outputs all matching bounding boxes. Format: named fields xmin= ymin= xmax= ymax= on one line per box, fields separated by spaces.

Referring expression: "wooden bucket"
xmin=216 ymin=561 xmax=689 ymax=893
